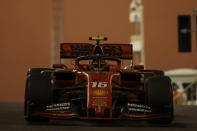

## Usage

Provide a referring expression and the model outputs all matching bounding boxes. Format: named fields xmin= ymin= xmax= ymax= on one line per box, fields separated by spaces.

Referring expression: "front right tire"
xmin=24 ymin=68 xmax=53 ymax=122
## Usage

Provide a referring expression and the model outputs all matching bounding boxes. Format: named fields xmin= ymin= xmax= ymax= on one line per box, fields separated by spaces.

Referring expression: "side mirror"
xmin=52 ymin=64 xmax=68 ymax=69
xmin=133 ymin=65 xmax=144 ymax=70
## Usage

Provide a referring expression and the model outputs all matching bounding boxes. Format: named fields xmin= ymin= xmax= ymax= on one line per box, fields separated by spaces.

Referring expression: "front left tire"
xmin=145 ymin=76 xmax=174 ymax=124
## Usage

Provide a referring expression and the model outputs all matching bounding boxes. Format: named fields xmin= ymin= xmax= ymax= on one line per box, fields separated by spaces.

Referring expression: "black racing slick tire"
xmin=24 ymin=68 xmax=53 ymax=122
xmin=146 ymin=76 xmax=174 ymax=124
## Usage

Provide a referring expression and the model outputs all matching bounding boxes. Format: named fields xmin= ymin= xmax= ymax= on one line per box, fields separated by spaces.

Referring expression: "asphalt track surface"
xmin=0 ymin=102 xmax=197 ymax=131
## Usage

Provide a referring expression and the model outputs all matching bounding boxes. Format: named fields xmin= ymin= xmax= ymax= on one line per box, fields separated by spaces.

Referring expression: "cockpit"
xmin=75 ymin=55 xmax=121 ymax=72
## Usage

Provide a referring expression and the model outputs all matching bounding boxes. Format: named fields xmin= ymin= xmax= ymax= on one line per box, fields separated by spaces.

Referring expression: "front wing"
xmin=32 ymin=102 xmax=170 ymax=120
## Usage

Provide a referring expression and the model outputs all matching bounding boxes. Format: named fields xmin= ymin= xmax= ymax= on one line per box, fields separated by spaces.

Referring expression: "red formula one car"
xmin=24 ymin=37 xmax=173 ymax=124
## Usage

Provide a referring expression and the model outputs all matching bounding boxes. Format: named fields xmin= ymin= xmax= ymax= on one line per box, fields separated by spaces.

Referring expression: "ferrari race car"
xmin=24 ymin=37 xmax=174 ymax=124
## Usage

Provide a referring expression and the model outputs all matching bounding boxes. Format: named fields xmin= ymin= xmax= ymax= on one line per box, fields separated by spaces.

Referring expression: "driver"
xmin=91 ymin=59 xmax=98 ymax=71
xmin=89 ymin=59 xmax=107 ymax=71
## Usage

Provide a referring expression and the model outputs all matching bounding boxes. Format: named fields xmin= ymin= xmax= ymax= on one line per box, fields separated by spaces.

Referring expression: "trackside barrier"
xmin=174 ymin=79 xmax=197 ymax=105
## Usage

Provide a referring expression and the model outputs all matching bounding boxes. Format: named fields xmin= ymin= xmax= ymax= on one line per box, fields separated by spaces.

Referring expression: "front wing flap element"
xmin=120 ymin=103 xmax=170 ymax=120
xmin=35 ymin=102 xmax=80 ymax=119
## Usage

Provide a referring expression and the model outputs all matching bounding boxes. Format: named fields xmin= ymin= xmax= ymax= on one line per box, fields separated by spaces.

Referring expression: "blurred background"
xmin=0 ymin=0 xmax=197 ymax=105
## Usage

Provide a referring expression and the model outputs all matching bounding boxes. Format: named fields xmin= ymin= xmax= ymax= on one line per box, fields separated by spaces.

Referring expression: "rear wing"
xmin=60 ymin=43 xmax=133 ymax=60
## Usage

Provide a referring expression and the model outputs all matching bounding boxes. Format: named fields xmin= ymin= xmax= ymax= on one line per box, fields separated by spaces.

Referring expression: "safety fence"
xmin=174 ymin=79 xmax=197 ymax=105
